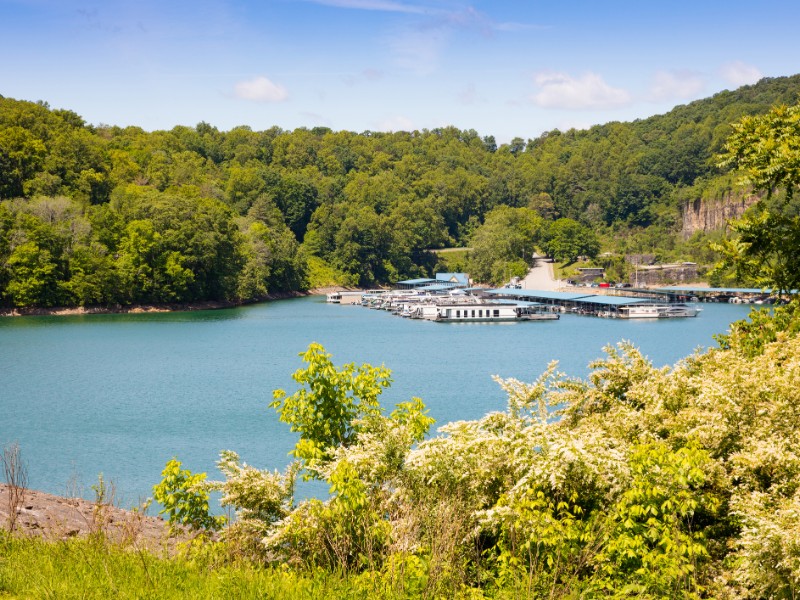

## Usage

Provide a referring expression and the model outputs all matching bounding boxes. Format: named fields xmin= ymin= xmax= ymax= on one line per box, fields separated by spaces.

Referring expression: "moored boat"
xmin=414 ymin=302 xmax=559 ymax=322
xmin=617 ymin=303 xmax=701 ymax=318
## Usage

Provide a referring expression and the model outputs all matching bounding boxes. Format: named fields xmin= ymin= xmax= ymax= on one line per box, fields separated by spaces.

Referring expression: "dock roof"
xmin=487 ymin=288 xmax=652 ymax=307
xmin=487 ymin=289 xmax=593 ymax=301
xmin=397 ymin=278 xmax=438 ymax=285
xmin=572 ymin=295 xmax=651 ymax=306
xmin=418 ymin=283 xmax=461 ymax=291
xmin=493 ymin=299 xmax=543 ymax=307
xmin=655 ymin=286 xmax=773 ymax=294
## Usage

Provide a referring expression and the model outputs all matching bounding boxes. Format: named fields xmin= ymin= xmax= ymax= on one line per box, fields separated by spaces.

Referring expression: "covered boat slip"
xmin=653 ymin=285 xmax=791 ymax=304
xmin=486 ymin=289 xmax=700 ymax=318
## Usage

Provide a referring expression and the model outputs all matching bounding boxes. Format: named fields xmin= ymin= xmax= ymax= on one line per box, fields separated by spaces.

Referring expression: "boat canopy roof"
xmin=397 ymin=278 xmax=438 ymax=285
xmin=656 ymin=286 xmax=775 ymax=294
xmin=572 ymin=295 xmax=651 ymax=306
xmin=487 ymin=289 xmax=593 ymax=301
xmin=492 ymin=299 xmax=544 ymax=307
xmin=418 ymin=283 xmax=461 ymax=291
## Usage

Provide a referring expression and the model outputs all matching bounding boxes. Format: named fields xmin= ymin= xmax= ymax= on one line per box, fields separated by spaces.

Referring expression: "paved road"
xmin=520 ymin=255 xmax=562 ymax=291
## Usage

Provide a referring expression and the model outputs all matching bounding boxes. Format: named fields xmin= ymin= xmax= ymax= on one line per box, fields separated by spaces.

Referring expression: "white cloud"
xmin=648 ymin=70 xmax=706 ymax=102
xmin=554 ymin=119 xmax=593 ymax=132
xmin=720 ymin=61 xmax=762 ymax=86
xmin=234 ymin=76 xmax=288 ymax=102
xmin=531 ymin=72 xmax=631 ymax=110
xmin=376 ymin=115 xmax=416 ymax=132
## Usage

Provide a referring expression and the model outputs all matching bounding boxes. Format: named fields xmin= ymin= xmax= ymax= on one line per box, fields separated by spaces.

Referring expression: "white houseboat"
xmin=617 ymin=303 xmax=701 ymax=319
xmin=411 ymin=302 xmax=559 ymax=322
xmin=326 ymin=290 xmax=373 ymax=305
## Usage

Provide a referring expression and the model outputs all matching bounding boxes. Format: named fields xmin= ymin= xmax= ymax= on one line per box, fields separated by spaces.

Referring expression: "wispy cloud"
xmin=234 ymin=76 xmax=288 ymax=102
xmin=309 ymin=1 xmax=544 ymax=72
xmin=75 ymin=7 xmax=123 ymax=34
xmin=301 ymin=0 xmax=544 ymax=32
xmin=301 ymin=0 xmax=429 ymax=14
xmin=648 ymin=70 xmax=706 ymax=102
xmin=531 ymin=72 xmax=631 ymax=110
xmin=389 ymin=27 xmax=448 ymax=74
xmin=720 ymin=61 xmax=762 ymax=86
xmin=493 ymin=21 xmax=549 ymax=33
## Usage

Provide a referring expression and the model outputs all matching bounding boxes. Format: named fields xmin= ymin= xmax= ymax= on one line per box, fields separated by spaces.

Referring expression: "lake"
xmin=1 ymin=296 xmax=752 ymax=507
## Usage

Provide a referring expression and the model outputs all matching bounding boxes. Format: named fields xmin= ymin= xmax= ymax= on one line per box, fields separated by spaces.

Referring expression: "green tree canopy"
xmin=541 ymin=217 xmax=600 ymax=263
xmin=468 ymin=206 xmax=543 ymax=284
xmin=714 ymin=102 xmax=800 ymax=294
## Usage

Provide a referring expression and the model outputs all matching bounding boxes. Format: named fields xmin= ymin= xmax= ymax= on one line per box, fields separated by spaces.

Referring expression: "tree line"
xmin=1 ymin=74 xmax=800 ymax=307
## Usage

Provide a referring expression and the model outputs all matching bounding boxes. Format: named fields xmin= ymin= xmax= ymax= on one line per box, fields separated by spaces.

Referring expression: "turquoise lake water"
xmin=1 ymin=296 xmax=752 ymax=506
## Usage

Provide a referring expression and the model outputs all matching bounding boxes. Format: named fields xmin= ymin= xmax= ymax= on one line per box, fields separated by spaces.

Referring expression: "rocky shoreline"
xmin=0 ymin=484 xmax=189 ymax=552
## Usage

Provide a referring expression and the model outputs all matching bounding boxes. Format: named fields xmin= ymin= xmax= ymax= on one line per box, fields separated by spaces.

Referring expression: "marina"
xmin=328 ymin=276 xmax=704 ymax=322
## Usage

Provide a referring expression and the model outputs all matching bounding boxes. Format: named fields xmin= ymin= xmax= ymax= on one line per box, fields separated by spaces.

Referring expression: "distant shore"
xmin=0 ymin=290 xmax=318 ymax=318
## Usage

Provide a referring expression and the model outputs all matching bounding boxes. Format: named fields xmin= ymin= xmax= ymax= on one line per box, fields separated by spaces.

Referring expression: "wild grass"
xmin=0 ymin=532 xmax=502 ymax=599
xmin=0 ymin=532 xmax=366 ymax=599
xmin=433 ymin=248 xmax=470 ymax=273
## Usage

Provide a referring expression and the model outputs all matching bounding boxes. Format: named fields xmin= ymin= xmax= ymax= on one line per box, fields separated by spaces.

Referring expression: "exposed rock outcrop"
xmin=632 ymin=264 xmax=699 ymax=286
xmin=681 ymin=192 xmax=760 ymax=238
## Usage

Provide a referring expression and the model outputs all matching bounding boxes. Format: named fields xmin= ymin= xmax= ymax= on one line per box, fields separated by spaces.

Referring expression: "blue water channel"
xmin=1 ymin=296 xmax=752 ymax=506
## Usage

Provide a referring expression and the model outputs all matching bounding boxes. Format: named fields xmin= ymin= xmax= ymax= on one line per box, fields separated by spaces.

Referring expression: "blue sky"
xmin=2 ymin=0 xmax=799 ymax=143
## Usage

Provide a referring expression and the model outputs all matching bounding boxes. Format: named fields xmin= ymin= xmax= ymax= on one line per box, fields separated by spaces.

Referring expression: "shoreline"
xmin=0 ymin=290 xmax=318 ymax=318
xmin=0 ymin=483 xmax=191 ymax=551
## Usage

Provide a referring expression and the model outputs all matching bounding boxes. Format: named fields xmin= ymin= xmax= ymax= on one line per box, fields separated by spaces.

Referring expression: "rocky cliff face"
xmin=633 ymin=264 xmax=699 ymax=285
xmin=681 ymin=192 xmax=760 ymax=238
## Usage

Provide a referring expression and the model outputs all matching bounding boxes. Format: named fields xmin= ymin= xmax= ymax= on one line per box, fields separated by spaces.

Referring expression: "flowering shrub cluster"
xmin=157 ymin=302 xmax=800 ymax=598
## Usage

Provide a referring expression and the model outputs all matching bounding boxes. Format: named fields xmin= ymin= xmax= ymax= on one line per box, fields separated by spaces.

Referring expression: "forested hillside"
xmin=1 ymin=75 xmax=799 ymax=308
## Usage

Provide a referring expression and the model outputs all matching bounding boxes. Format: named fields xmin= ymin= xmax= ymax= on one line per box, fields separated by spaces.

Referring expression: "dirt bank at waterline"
xmin=0 ymin=484 xmax=192 ymax=552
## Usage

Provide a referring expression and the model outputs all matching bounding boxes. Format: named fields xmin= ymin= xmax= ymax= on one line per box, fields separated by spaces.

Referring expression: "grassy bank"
xmin=0 ymin=532 xmax=513 ymax=599
xmin=0 ymin=533 xmax=380 ymax=599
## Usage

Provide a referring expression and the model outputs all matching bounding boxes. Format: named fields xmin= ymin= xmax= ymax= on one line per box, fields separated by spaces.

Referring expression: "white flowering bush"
xmin=183 ymin=301 xmax=800 ymax=598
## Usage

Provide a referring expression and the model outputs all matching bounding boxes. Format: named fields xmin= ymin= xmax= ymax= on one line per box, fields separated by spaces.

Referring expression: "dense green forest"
xmin=1 ymin=75 xmax=800 ymax=308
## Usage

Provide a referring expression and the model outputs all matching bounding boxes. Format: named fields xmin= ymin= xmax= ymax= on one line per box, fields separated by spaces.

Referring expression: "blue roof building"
xmin=436 ymin=272 xmax=469 ymax=287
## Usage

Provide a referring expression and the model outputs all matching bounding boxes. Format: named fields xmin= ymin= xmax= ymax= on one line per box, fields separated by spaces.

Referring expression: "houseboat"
xmin=617 ymin=303 xmax=701 ymax=319
xmin=411 ymin=302 xmax=559 ymax=322
xmin=326 ymin=290 xmax=373 ymax=305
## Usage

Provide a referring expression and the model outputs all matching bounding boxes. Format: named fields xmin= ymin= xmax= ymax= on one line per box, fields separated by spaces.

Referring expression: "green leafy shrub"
xmin=152 ymin=458 xmax=225 ymax=535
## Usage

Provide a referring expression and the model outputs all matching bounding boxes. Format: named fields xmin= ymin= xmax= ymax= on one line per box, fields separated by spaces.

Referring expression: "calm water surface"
xmin=1 ymin=296 xmax=752 ymax=506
